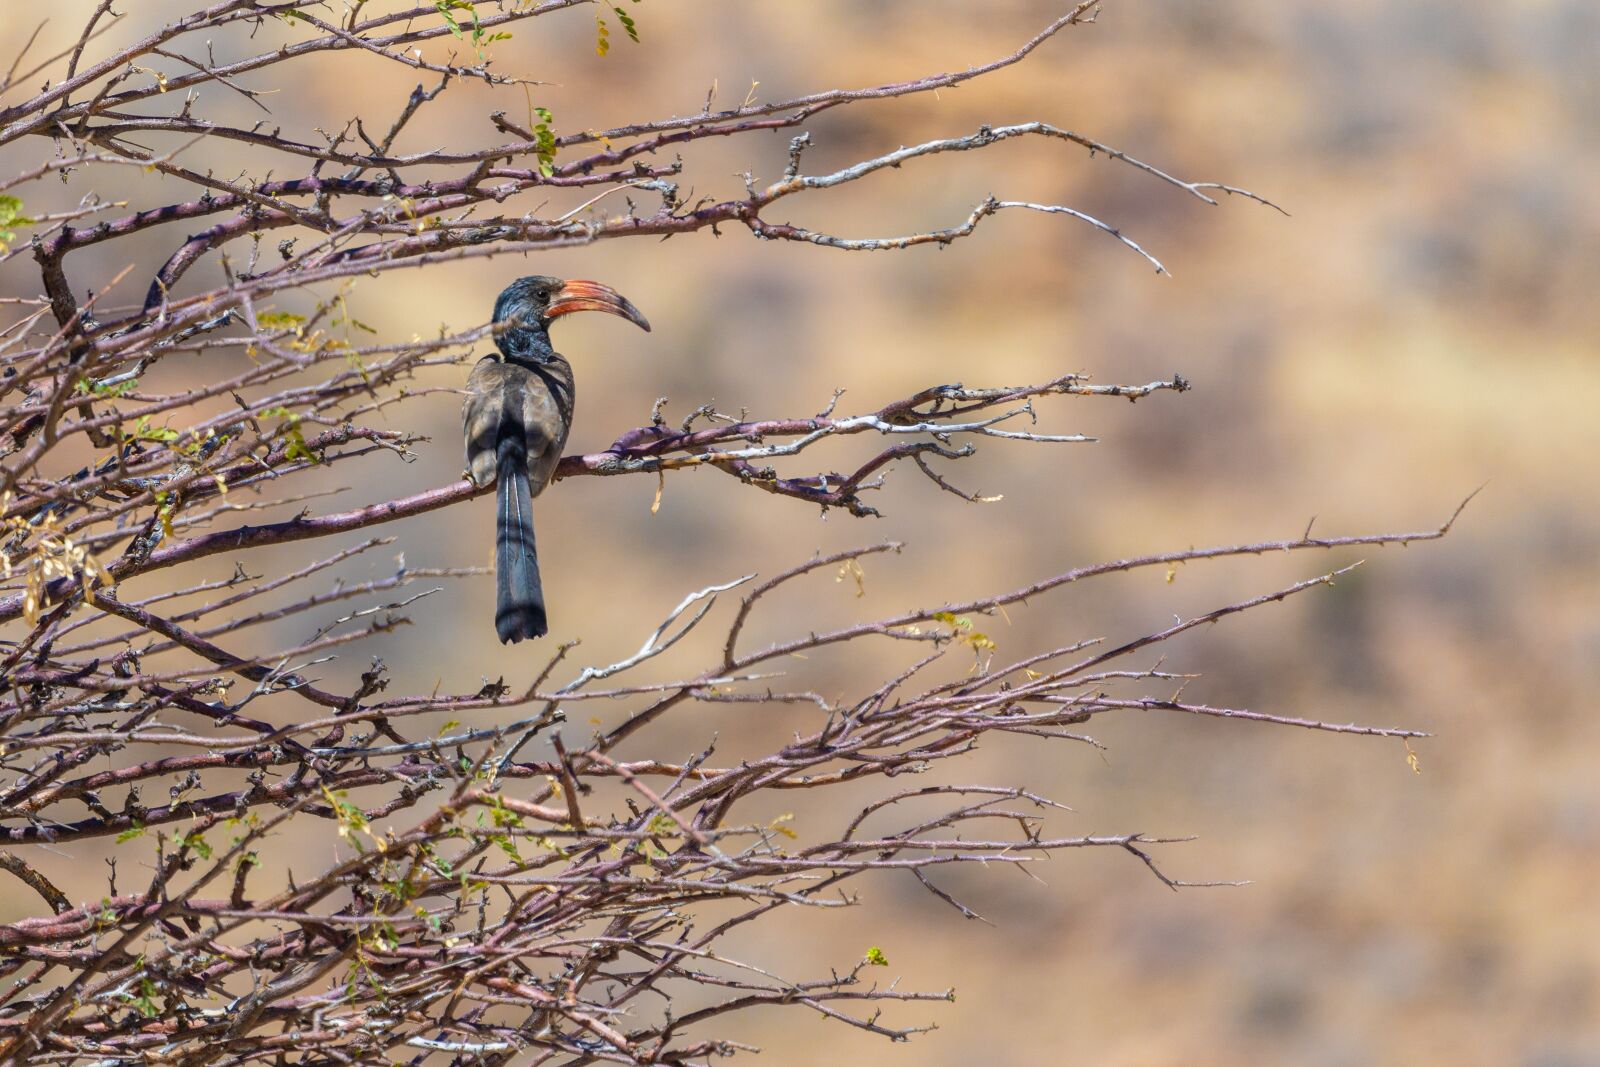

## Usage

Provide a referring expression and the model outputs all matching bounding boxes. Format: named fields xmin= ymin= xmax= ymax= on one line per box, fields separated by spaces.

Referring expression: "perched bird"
xmin=464 ymin=276 xmax=650 ymax=642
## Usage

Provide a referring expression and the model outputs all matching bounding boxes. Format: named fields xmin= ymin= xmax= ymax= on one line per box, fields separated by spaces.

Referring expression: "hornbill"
xmin=464 ymin=275 xmax=650 ymax=642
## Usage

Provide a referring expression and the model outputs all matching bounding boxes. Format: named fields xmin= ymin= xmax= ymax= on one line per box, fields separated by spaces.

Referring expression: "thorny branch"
xmin=0 ymin=494 xmax=1465 ymax=1063
xmin=0 ymin=3 xmax=1439 ymax=1065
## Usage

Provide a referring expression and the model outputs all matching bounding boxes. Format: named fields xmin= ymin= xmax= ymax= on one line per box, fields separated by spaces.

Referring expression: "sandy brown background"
xmin=5 ymin=2 xmax=1599 ymax=1064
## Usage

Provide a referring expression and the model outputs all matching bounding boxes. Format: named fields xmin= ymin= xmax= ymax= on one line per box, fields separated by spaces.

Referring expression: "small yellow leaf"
xmin=835 ymin=558 xmax=865 ymax=597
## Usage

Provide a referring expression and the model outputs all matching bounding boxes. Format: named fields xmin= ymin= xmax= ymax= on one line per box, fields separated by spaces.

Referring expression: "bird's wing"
xmin=463 ymin=358 xmax=510 ymax=487
xmin=521 ymin=358 xmax=575 ymax=497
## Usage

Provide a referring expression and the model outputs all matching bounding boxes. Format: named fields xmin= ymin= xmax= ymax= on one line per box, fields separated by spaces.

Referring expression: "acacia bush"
xmin=0 ymin=3 xmax=1460 ymax=1063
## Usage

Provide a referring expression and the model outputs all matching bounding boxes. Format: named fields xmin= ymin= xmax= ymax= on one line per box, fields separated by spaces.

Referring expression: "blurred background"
xmin=6 ymin=1 xmax=1600 ymax=1063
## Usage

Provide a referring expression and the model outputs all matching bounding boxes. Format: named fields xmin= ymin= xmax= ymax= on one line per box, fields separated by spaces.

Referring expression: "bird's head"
xmin=492 ymin=275 xmax=650 ymax=359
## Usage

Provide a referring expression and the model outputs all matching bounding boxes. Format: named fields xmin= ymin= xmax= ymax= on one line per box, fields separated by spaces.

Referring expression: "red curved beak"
xmin=547 ymin=279 xmax=651 ymax=332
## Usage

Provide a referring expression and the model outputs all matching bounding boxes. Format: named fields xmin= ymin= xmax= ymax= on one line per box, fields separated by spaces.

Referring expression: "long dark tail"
xmin=494 ymin=430 xmax=547 ymax=642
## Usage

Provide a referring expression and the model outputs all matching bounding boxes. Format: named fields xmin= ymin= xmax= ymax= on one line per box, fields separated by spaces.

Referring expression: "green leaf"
xmin=182 ymin=832 xmax=213 ymax=860
xmin=260 ymin=407 xmax=320 ymax=466
xmin=434 ymin=0 xmax=464 ymax=38
xmin=75 ymin=377 xmax=138 ymax=398
xmin=123 ymin=415 xmax=180 ymax=445
xmin=530 ymin=107 xmax=558 ymax=177
xmin=865 ymin=946 xmax=889 ymax=966
xmin=117 ymin=823 xmax=146 ymax=844
xmin=133 ymin=978 xmax=160 ymax=1018
xmin=614 ymin=6 xmax=640 ymax=42
xmin=0 ymin=195 xmax=34 ymax=253
xmin=256 ymin=311 xmax=306 ymax=330
xmin=490 ymin=832 xmax=521 ymax=861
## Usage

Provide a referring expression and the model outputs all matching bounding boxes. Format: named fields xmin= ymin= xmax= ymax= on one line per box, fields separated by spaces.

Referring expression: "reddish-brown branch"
xmin=0 ymin=7 xmax=1441 ymax=1065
